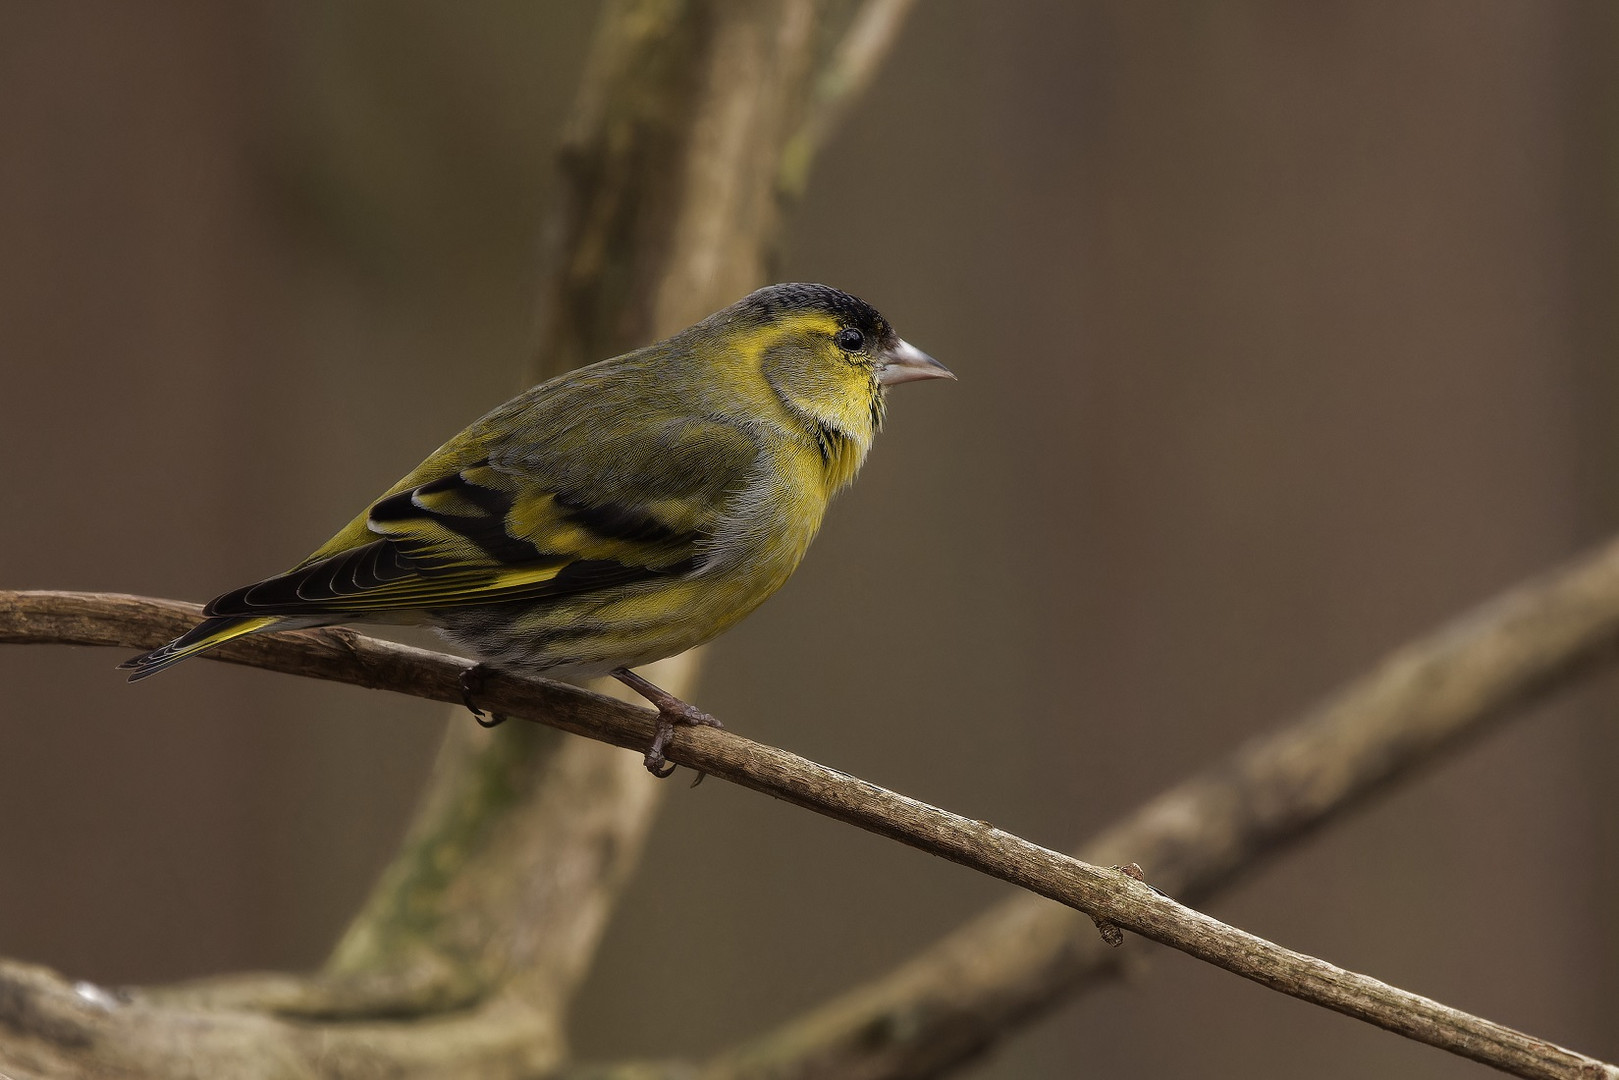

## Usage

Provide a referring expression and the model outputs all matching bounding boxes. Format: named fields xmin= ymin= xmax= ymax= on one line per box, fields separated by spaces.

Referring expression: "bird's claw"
xmin=460 ymin=664 xmax=507 ymax=729
xmin=644 ymin=720 xmax=678 ymax=778
xmin=640 ymin=704 xmax=721 ymax=779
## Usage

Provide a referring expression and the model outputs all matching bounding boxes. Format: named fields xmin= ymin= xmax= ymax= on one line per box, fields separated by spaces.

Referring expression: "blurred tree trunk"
xmin=0 ymin=1 xmax=916 ymax=1076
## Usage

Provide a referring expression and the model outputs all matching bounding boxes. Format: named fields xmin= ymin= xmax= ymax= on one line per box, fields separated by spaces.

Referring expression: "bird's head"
xmin=708 ymin=283 xmax=953 ymax=461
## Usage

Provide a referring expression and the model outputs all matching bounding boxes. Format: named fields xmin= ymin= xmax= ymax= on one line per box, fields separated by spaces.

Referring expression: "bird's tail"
xmin=120 ymin=615 xmax=280 ymax=682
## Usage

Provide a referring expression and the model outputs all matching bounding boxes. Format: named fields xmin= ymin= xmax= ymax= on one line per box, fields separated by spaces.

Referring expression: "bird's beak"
xmin=877 ymin=338 xmax=955 ymax=386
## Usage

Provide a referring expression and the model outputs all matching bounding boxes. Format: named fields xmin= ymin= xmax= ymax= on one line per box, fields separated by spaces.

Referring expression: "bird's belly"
xmin=431 ymin=537 xmax=806 ymax=680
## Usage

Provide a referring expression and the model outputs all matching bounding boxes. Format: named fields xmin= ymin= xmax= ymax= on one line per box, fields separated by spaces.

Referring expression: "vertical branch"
xmin=316 ymin=0 xmax=918 ymax=1030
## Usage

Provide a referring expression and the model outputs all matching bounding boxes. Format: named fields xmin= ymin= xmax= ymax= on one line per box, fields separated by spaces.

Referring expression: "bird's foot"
xmin=611 ymin=668 xmax=723 ymax=780
xmin=646 ymin=700 xmax=723 ymax=782
xmin=460 ymin=663 xmax=507 ymax=729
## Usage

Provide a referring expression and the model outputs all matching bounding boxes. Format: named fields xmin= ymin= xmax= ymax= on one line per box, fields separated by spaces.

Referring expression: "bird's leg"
xmin=611 ymin=667 xmax=723 ymax=779
xmin=459 ymin=663 xmax=507 ymax=729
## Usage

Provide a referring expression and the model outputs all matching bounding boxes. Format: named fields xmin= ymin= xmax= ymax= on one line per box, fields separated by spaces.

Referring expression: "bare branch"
xmin=2 ymin=586 xmax=1615 ymax=1079
xmin=779 ymin=0 xmax=920 ymax=200
xmin=704 ymin=536 xmax=1619 ymax=1080
xmin=0 ymin=956 xmax=565 ymax=1080
xmin=0 ymin=590 xmax=668 ymax=756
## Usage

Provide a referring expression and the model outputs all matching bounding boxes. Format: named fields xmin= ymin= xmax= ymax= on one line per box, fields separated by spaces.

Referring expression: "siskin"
xmin=123 ymin=283 xmax=953 ymax=775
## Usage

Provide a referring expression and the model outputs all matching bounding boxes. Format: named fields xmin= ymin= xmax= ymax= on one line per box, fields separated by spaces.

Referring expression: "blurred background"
xmin=2 ymin=2 xmax=1616 ymax=1076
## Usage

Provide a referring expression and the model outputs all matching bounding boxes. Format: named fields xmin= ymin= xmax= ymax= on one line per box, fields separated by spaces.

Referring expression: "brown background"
xmin=2 ymin=3 xmax=1616 ymax=1077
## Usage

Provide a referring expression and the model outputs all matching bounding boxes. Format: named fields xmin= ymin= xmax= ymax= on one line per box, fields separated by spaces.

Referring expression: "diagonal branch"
xmin=2 ymin=586 xmax=1617 ymax=1080
xmin=700 ymin=536 xmax=1619 ymax=1080
xmin=778 ymin=0 xmax=920 ymax=201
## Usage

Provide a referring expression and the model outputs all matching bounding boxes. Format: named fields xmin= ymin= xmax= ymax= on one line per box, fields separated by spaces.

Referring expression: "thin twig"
xmin=778 ymin=0 xmax=920 ymax=200
xmin=2 ymin=588 xmax=1613 ymax=1080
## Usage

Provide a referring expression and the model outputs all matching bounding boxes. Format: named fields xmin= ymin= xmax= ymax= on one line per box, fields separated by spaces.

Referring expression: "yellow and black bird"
xmin=123 ymin=283 xmax=953 ymax=775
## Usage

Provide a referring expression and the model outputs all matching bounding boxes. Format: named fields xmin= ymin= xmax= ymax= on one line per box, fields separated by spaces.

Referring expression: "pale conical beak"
xmin=877 ymin=337 xmax=955 ymax=386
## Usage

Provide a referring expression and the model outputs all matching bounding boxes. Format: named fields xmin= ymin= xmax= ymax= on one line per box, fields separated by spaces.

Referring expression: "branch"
xmin=703 ymin=535 xmax=1619 ymax=1079
xmin=778 ymin=0 xmax=919 ymax=200
xmin=283 ymin=0 xmax=915 ymax=1028
xmin=0 ymin=955 xmax=564 ymax=1080
xmin=2 ymin=588 xmax=1614 ymax=1080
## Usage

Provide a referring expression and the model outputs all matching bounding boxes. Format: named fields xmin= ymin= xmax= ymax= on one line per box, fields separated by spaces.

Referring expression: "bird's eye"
xmin=834 ymin=327 xmax=865 ymax=352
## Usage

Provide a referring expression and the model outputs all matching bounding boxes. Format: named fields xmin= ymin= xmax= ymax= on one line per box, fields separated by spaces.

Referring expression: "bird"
xmin=122 ymin=283 xmax=953 ymax=776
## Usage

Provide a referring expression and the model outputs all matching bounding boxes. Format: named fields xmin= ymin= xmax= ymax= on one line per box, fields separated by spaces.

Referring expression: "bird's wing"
xmin=203 ymin=417 xmax=761 ymax=619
